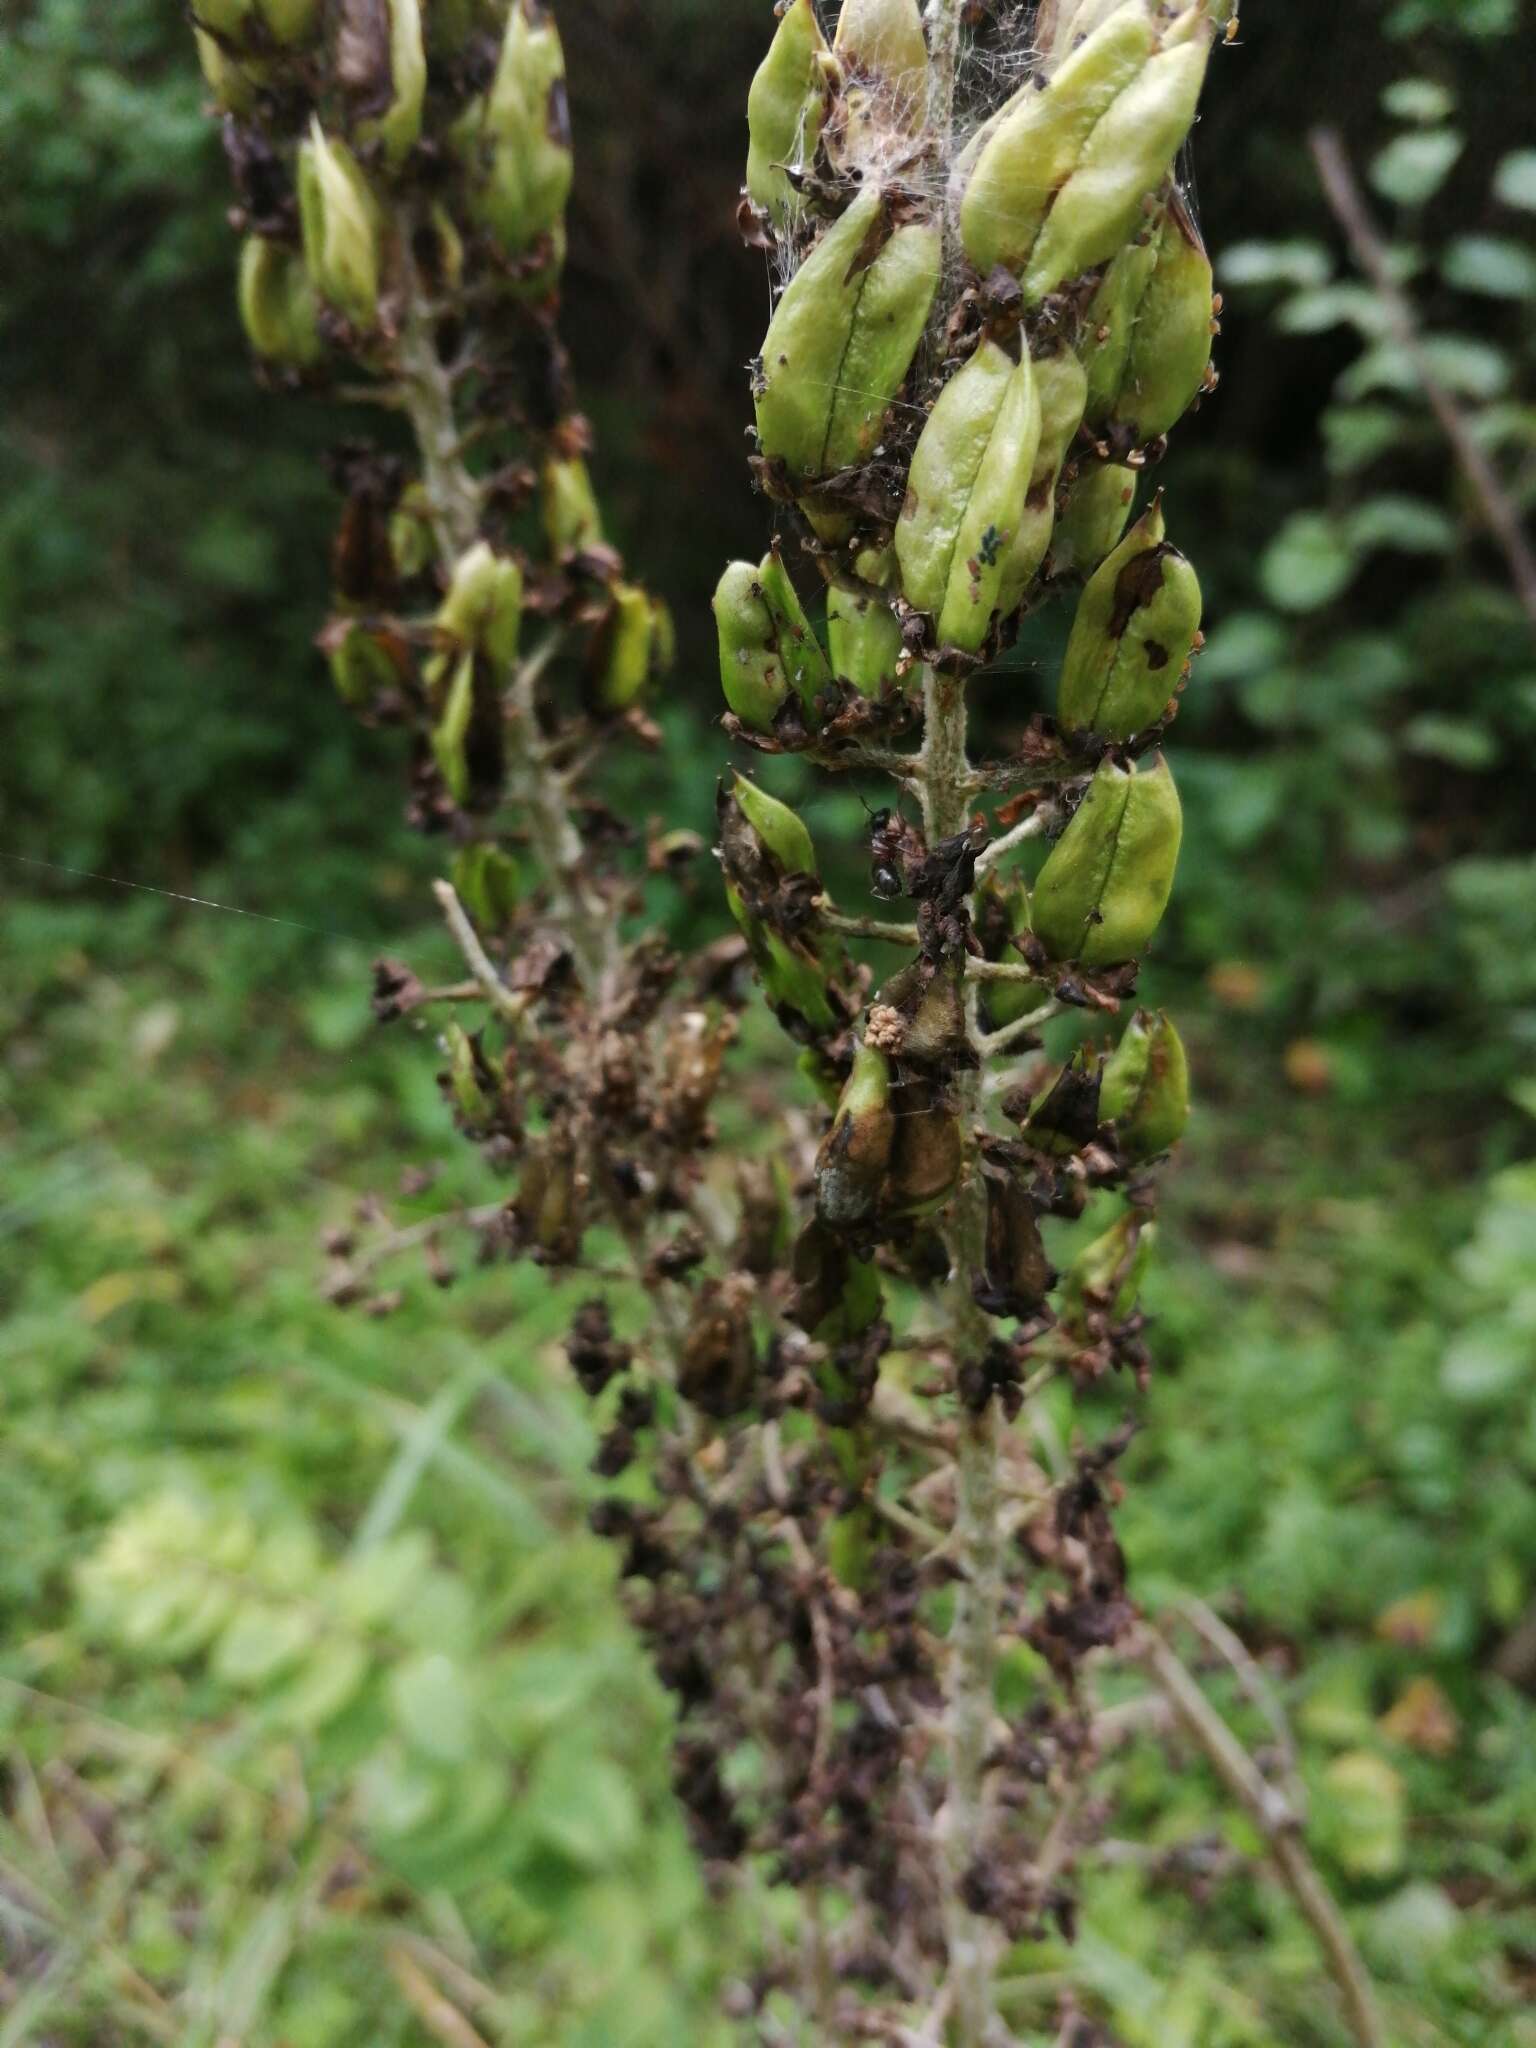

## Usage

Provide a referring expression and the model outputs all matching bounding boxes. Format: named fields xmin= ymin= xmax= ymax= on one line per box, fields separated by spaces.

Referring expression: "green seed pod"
xmin=457 ymin=0 xmax=573 ymax=257
xmin=541 ymin=450 xmax=604 ymax=558
xmin=441 ymin=1022 xmax=494 ymax=1129
xmin=452 ymin=842 xmax=522 ymax=930
xmin=713 ymin=553 xmax=833 ymax=729
xmin=1060 ymin=1209 xmax=1155 ymax=1335
xmin=998 ymin=346 xmax=1088 ymax=609
xmin=960 ymin=5 xmax=1156 ymax=280
xmin=432 ymin=649 xmax=477 ymax=805
xmin=1057 ymin=501 xmax=1201 ymax=741
xmin=1081 ymin=232 xmax=1159 ymax=422
xmin=1052 ymin=461 xmax=1137 ymax=578
xmin=237 ymin=237 xmax=323 ymax=368
xmin=816 ymin=1042 xmax=896 ymax=1232
xmin=201 ymin=0 xmax=317 ymax=44
xmin=746 ymin=0 xmax=834 ymax=222
xmin=427 ymin=0 xmax=512 ymax=56
xmin=831 ymin=0 xmax=930 ymax=162
xmin=895 ymin=340 xmax=1043 ymax=653
xmin=193 ymin=27 xmax=267 ymax=114
xmin=981 ymin=1167 xmax=1056 ymax=1319
xmin=721 ymin=778 xmax=844 ymax=1037
xmin=516 ymin=1136 xmax=584 ymax=1264
xmin=1101 ymin=1006 xmax=1190 ymax=1158
xmin=1030 ymin=752 xmax=1182 ymax=966
xmin=322 ymin=618 xmax=406 ymax=707
xmin=349 ymin=0 xmax=427 ymax=169
xmin=297 ymin=124 xmax=381 ymax=331
xmin=389 ymin=482 xmax=436 ymax=580
xmin=1083 ymin=193 xmax=1213 ymax=445
xmin=596 ymin=583 xmax=655 ymax=710
xmin=756 ymin=185 xmax=941 ymax=488
xmin=715 ymin=562 xmax=786 ymax=730
xmin=826 ymin=576 xmax=904 ymax=695
xmin=259 ymin=0 xmax=323 ymax=42
xmin=833 ymin=0 xmax=929 ymax=110
xmin=1020 ymin=21 xmax=1216 ymax=303
xmin=438 ymin=540 xmax=524 ymax=670
xmin=195 ymin=0 xmax=254 ymax=34
xmin=731 ymin=772 xmax=818 ymax=876
xmin=1042 ymin=0 xmax=1141 ymax=68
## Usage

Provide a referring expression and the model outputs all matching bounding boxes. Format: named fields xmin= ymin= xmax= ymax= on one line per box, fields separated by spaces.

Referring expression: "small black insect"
xmin=866 ymin=804 xmax=919 ymax=901
xmin=976 ymin=523 xmax=1004 ymax=569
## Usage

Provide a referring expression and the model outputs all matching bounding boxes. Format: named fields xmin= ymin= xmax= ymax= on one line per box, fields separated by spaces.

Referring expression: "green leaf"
xmin=1441 ymin=233 xmax=1536 ymax=299
xmin=1401 ymin=714 xmax=1499 ymax=770
xmin=1320 ymin=1752 xmax=1407 ymax=1880
xmin=1217 ymin=239 xmax=1333 ymax=290
xmin=358 ymin=1749 xmax=445 ymax=1842
xmin=1440 ymin=1325 xmax=1529 ymax=1402
xmin=1346 ymin=495 xmax=1457 ymax=554
xmin=1381 ymin=78 xmax=1456 ymax=123
xmin=270 ymin=1637 xmax=371 ymax=1730
xmin=1321 ymin=403 xmax=1415 ymax=475
xmin=1493 ymin=148 xmax=1536 ymax=210
xmin=389 ymin=1651 xmax=476 ymax=1763
xmin=1369 ymin=129 xmax=1463 ymax=206
xmin=1195 ymin=611 xmax=1287 ymax=685
xmin=213 ymin=1599 xmax=318 ymax=1687
xmin=1275 ymin=283 xmax=1390 ymax=337
xmin=525 ymin=1739 xmax=641 ymax=1870
xmin=1339 ymin=335 xmax=1510 ymax=403
xmin=1259 ymin=514 xmax=1358 ymax=613
xmin=1387 ymin=0 xmax=1516 ymax=37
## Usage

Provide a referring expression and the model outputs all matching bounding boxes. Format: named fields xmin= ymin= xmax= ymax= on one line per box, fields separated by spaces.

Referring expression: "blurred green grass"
xmin=3 ymin=892 xmax=1534 ymax=2044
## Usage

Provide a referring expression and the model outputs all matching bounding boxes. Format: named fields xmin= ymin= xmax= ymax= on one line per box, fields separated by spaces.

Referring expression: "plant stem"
xmin=920 ymin=654 xmax=1003 ymax=2046
xmin=1310 ymin=128 xmax=1536 ymax=639
xmin=396 ymin=253 xmax=611 ymax=997
xmin=1136 ymin=1626 xmax=1387 ymax=2048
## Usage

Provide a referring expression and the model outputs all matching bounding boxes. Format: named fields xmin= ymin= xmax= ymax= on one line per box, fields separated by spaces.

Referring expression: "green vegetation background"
xmin=2 ymin=0 xmax=1535 ymax=2041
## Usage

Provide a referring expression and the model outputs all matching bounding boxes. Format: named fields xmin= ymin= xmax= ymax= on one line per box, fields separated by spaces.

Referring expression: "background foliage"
xmin=3 ymin=0 xmax=1535 ymax=2041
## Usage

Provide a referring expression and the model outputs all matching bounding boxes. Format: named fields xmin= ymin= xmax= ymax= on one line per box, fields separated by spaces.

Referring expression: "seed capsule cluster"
xmin=693 ymin=0 xmax=1224 ymax=2021
xmin=198 ymin=1 xmax=1230 ymax=2033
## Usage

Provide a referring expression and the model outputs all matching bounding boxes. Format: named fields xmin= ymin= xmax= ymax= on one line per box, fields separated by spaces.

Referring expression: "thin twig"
xmin=386 ymin=1943 xmax=493 ymax=2048
xmin=965 ymin=957 xmax=1047 ymax=986
xmin=1171 ymin=1595 xmax=1305 ymax=1815
xmin=975 ymin=1001 xmax=1062 ymax=1057
xmin=1310 ymin=127 xmax=1536 ymax=636
xmin=821 ymin=906 xmax=922 ymax=945
xmin=1134 ymin=1626 xmax=1386 ymax=2048
xmin=431 ymin=881 xmax=525 ymax=1025
xmin=974 ymin=811 xmax=1046 ymax=874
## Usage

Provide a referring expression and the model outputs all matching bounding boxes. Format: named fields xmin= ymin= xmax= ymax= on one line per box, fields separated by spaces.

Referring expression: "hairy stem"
xmin=920 ymin=657 xmax=1003 ymax=2044
xmin=397 ymin=255 xmax=611 ymax=996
